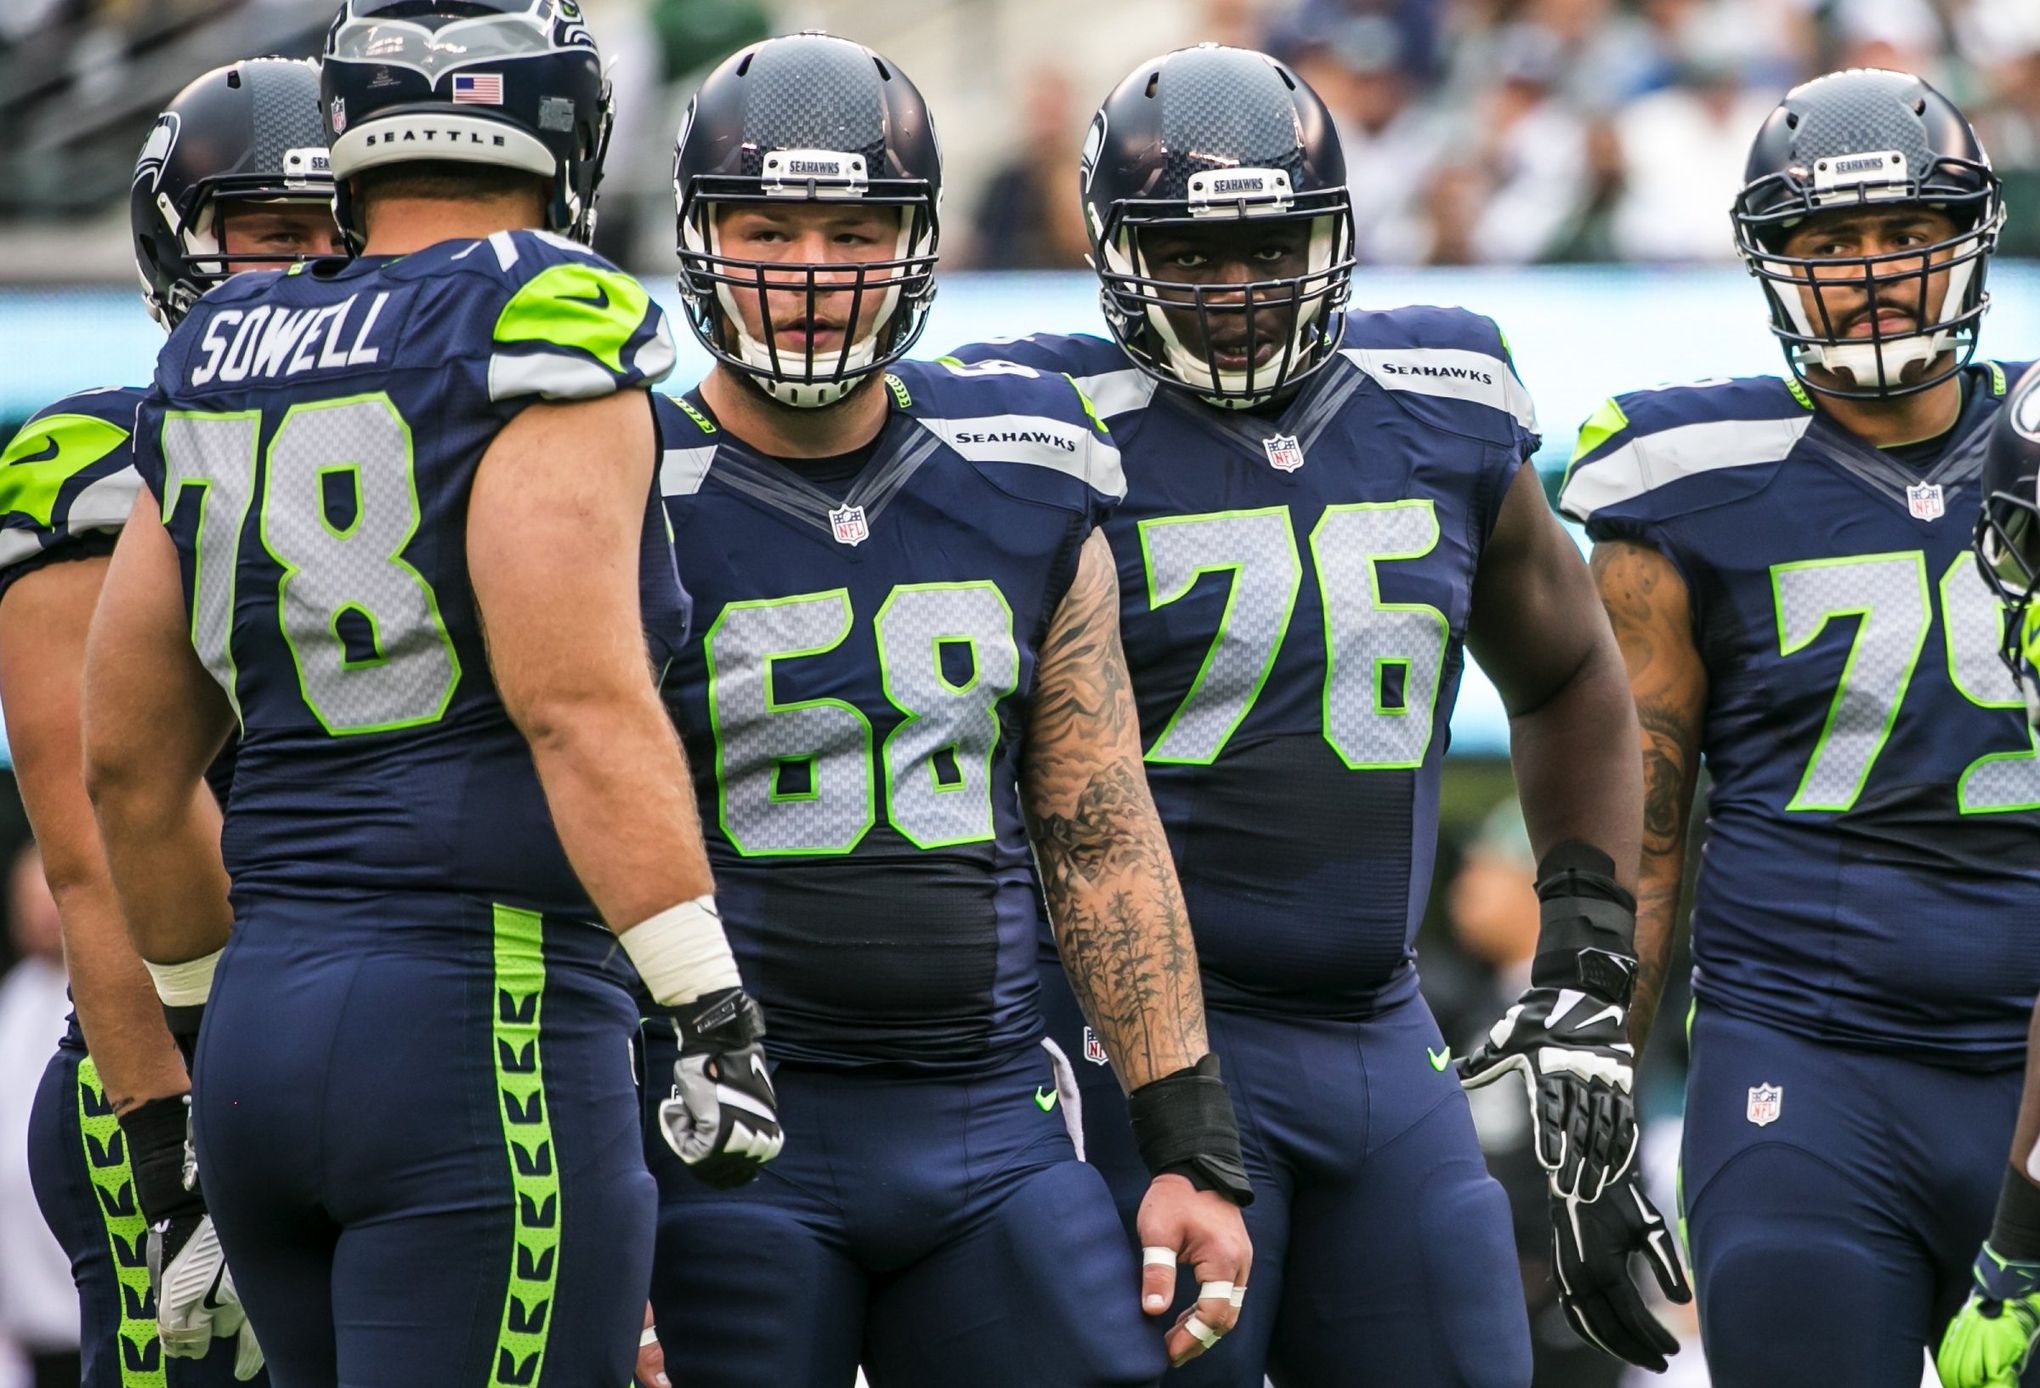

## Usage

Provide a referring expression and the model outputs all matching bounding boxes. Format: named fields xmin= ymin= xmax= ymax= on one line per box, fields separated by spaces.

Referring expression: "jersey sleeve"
xmin=483 ymin=233 xmax=677 ymax=404
xmin=908 ymin=357 xmax=1126 ymax=518
xmin=941 ymin=332 xmax=1158 ymax=425
xmin=1339 ymin=307 xmax=1541 ymax=459
xmin=0 ymin=388 xmax=145 ymax=602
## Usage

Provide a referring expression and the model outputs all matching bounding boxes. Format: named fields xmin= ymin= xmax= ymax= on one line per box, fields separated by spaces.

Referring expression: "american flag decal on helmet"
xmin=451 ymin=73 xmax=504 ymax=105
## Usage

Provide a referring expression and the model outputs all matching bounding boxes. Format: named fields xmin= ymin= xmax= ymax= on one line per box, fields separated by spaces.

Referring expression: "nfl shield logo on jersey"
xmin=1906 ymin=481 xmax=1945 ymax=521
xmin=1746 ymin=1082 xmax=1783 ymax=1127
xmin=1262 ymin=434 xmax=1305 ymax=472
xmin=829 ymin=504 xmax=869 ymax=547
xmin=1082 ymin=1027 xmax=1108 ymax=1065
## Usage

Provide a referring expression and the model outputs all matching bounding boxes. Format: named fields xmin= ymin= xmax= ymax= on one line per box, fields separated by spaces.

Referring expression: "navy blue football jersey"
xmin=0 ymin=385 xmax=147 ymax=603
xmin=1561 ymin=363 xmax=2040 ymax=1066
xmin=948 ymin=310 xmax=1539 ymax=1017
xmin=651 ymin=362 xmax=1121 ymax=1068
xmin=135 ymin=230 xmax=686 ymax=919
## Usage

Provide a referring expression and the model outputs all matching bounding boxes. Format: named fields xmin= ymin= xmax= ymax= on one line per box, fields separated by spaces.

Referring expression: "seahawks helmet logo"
xmin=134 ymin=113 xmax=180 ymax=190
xmin=1080 ymin=111 xmax=1106 ymax=194
xmin=2015 ymin=379 xmax=2040 ymax=444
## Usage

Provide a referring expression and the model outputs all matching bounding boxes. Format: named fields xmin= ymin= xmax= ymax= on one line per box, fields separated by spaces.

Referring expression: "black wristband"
xmin=115 ymin=1094 xmax=203 ymax=1225
xmin=1531 ymin=842 xmax=1638 ymax=996
xmin=1994 ymin=1162 xmax=2040 ymax=1262
xmin=1127 ymin=1054 xmax=1253 ymax=1207
xmin=161 ymin=1002 xmax=205 ymax=1070
xmin=668 ymin=987 xmax=767 ymax=1054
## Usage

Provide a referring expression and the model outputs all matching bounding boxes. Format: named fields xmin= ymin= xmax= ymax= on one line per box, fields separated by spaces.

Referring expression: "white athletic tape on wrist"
xmin=621 ymin=896 xmax=740 ymax=1006
xmin=145 ymin=950 xmax=221 ymax=1009
xmin=1183 ymin=1314 xmax=1222 ymax=1349
xmin=1142 ymin=1247 xmax=1178 ymax=1270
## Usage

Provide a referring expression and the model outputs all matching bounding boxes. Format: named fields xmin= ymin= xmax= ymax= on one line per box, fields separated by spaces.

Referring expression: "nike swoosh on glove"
xmin=1550 ymin=1174 xmax=1691 ymax=1373
xmin=1457 ymin=968 xmax=1639 ymax=1203
xmin=655 ymin=986 xmax=785 ymax=1188
xmin=1938 ymin=1244 xmax=2040 ymax=1388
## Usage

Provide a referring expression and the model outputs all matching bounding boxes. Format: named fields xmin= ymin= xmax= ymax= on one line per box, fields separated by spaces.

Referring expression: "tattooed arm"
xmin=1023 ymin=529 xmax=1206 ymax=1093
xmin=1588 ymin=539 xmax=1707 ymax=1053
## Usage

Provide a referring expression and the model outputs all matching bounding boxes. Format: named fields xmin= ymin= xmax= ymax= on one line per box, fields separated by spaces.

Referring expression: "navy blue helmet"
xmin=1080 ymin=44 xmax=1355 ymax=408
xmin=320 ymin=0 xmax=612 ymax=249
xmin=131 ymin=58 xmax=334 ymax=327
xmin=672 ymin=32 xmax=942 ymax=409
xmin=1733 ymin=68 xmax=2002 ymax=400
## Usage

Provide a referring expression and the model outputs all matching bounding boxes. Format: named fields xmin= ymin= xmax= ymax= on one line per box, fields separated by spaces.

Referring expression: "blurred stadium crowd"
xmin=5 ymin=0 xmax=2040 ymax=276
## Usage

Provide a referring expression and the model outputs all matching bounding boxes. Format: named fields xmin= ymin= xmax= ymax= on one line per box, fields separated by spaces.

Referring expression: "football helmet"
xmin=320 ymin=0 xmax=612 ymax=250
xmin=673 ymin=32 xmax=940 ymax=410
xmin=1733 ymin=68 xmax=2002 ymax=400
xmin=131 ymin=58 xmax=334 ymax=328
xmin=1081 ymin=44 xmax=1355 ymax=409
xmin=1974 ymin=366 xmax=2040 ymax=728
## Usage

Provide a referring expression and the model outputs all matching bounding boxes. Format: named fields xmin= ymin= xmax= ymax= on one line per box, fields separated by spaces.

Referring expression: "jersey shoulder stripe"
xmin=897 ymin=359 xmax=1125 ymax=505
xmin=0 ymin=385 xmax=145 ymax=577
xmin=1559 ymin=375 xmax=1813 ymax=527
xmin=1337 ymin=305 xmax=1538 ymax=445
xmin=940 ymin=333 xmax=1157 ymax=426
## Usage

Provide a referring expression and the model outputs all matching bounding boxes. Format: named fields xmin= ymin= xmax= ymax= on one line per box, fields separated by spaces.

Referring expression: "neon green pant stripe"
xmin=76 ymin=1057 xmax=168 ymax=1388
xmin=491 ymin=904 xmax=559 ymax=1388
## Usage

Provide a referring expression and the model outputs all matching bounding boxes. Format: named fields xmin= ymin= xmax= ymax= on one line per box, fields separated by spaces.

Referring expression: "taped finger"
xmin=1183 ymin=1314 xmax=1223 ymax=1350
xmin=1230 ymin=1284 xmax=1247 ymax=1309
xmin=1198 ymin=1280 xmax=1234 ymax=1305
xmin=641 ymin=1326 xmax=661 ymax=1349
xmin=1142 ymin=1246 xmax=1179 ymax=1271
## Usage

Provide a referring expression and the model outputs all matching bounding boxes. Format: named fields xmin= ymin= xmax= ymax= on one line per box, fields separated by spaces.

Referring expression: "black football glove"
xmin=1550 ymin=1175 xmax=1691 ymax=1373
xmin=1457 ymin=844 xmax=1640 ymax=1203
xmin=653 ymin=987 xmax=784 ymax=1188
xmin=118 ymin=1094 xmax=262 ymax=1379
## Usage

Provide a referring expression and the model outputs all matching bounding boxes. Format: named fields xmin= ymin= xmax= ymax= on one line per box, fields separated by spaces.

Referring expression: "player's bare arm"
xmin=1022 ymin=528 xmax=1252 ymax=1366
xmin=0 ymin=557 xmax=188 ymax=1114
xmin=468 ymin=388 xmax=716 ymax=931
xmin=1466 ymin=464 xmax=1642 ymax=883
xmin=1023 ymin=529 xmax=1204 ymax=1089
xmin=82 ymin=496 xmax=235 ymax=969
xmin=1587 ymin=538 xmax=1706 ymax=1053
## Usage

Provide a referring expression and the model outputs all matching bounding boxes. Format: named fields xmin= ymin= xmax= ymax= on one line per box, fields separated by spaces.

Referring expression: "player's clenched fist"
xmin=655 ymin=985 xmax=785 ymax=1187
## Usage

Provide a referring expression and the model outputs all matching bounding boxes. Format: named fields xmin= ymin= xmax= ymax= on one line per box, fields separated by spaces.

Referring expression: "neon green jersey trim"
xmin=494 ymin=263 xmax=652 ymax=373
xmin=76 ymin=1057 xmax=168 ymax=1388
xmin=490 ymin=905 xmax=559 ymax=1388
xmin=1 ymin=412 xmax=131 ymax=528
xmin=1568 ymin=397 xmax=1628 ymax=472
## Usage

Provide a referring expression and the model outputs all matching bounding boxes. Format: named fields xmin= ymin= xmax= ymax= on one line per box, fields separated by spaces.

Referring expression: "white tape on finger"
xmin=1198 ymin=1280 xmax=1234 ymax=1304
xmin=1229 ymin=1285 xmax=1247 ymax=1309
xmin=641 ymin=1326 xmax=661 ymax=1349
xmin=1142 ymin=1246 xmax=1178 ymax=1270
xmin=1183 ymin=1314 xmax=1222 ymax=1350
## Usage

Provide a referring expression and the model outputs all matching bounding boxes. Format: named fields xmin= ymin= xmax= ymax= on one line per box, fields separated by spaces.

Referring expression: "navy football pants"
xmin=1039 ymin=960 xmax=1532 ymax=1388
xmin=191 ymin=894 xmax=654 ymax=1388
xmin=28 ymin=1041 xmax=258 ymax=1388
xmin=642 ymin=1035 xmax=1165 ymax=1387
xmin=1684 ymin=1005 xmax=2034 ymax=1387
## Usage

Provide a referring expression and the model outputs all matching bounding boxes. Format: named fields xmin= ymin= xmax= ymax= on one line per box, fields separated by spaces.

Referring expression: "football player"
xmin=77 ymin=2 xmax=776 ymax=1383
xmin=947 ymin=43 xmax=1681 ymax=1388
xmin=0 ymin=56 xmax=341 ymax=1386
xmin=1561 ymin=68 xmax=2040 ymax=1388
xmin=637 ymin=32 xmax=1250 ymax=1388
xmin=1941 ymin=358 xmax=2040 ymax=1387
